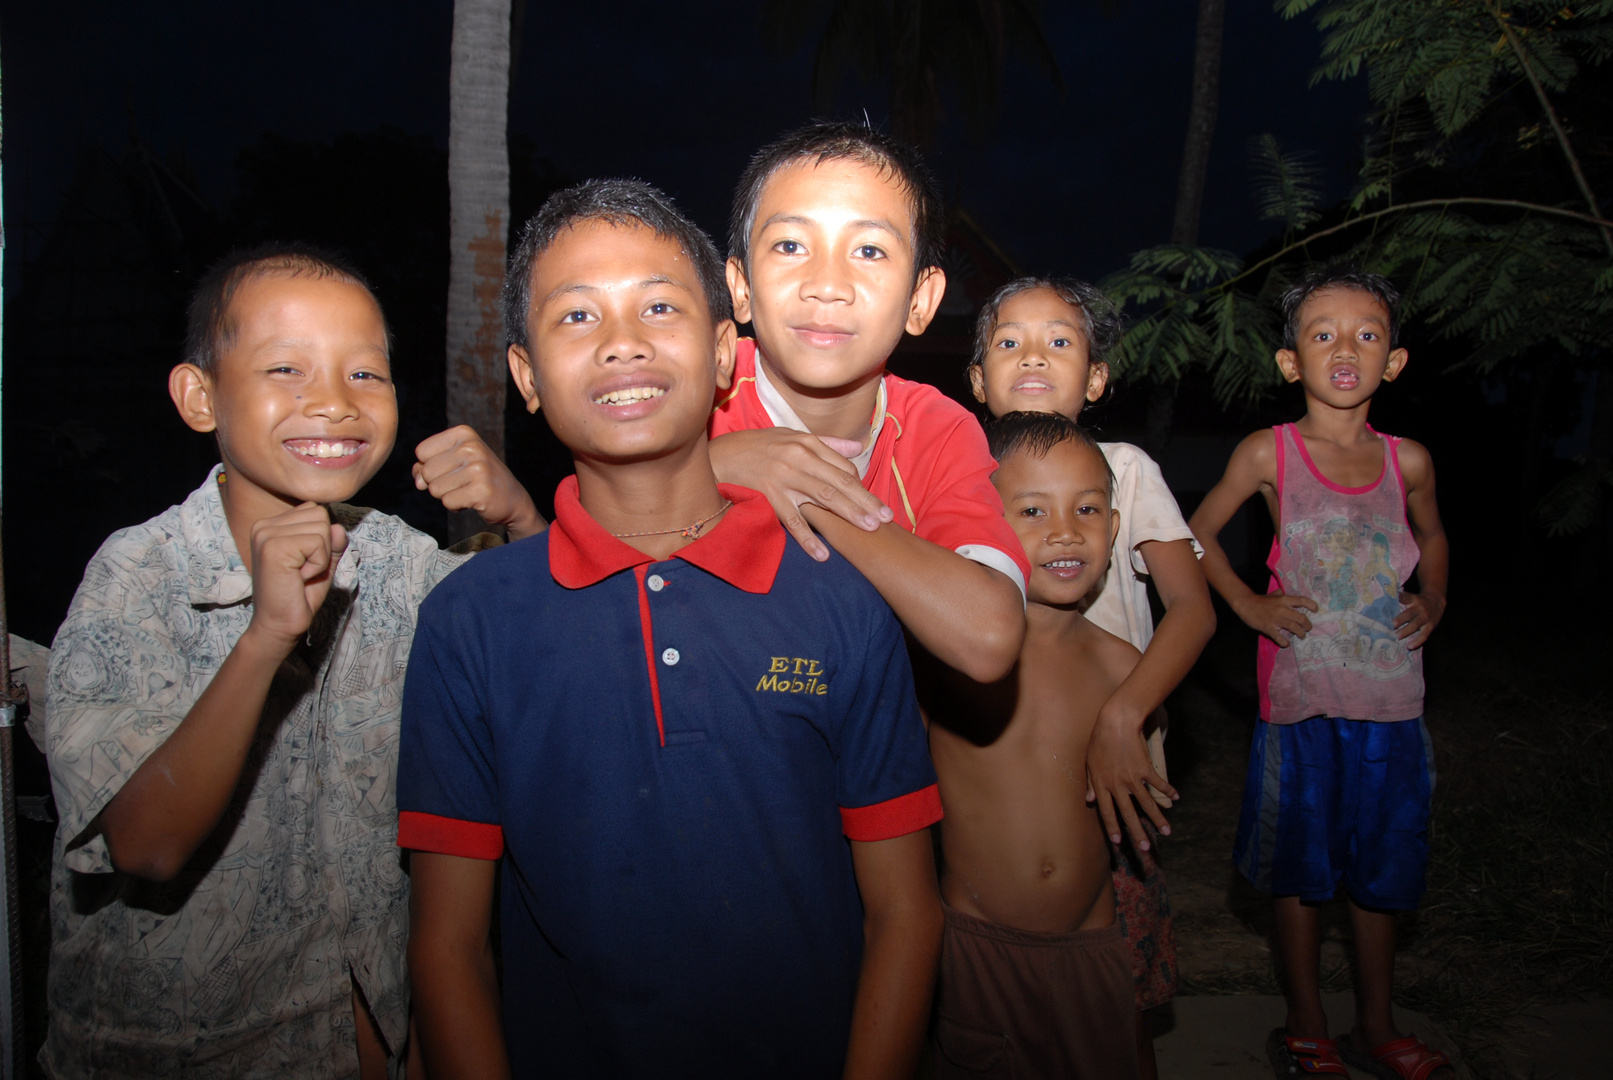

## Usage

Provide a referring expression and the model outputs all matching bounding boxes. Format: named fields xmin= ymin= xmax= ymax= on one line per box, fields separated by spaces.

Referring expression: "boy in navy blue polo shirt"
xmin=398 ymin=179 xmax=945 ymax=1080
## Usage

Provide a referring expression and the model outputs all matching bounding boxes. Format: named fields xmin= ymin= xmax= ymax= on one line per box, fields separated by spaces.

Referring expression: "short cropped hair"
xmin=986 ymin=410 xmax=1114 ymax=496
xmin=969 ymin=276 xmax=1123 ymax=374
xmin=1280 ymin=263 xmax=1402 ymax=349
xmin=503 ymin=179 xmax=731 ymax=350
xmin=185 ymin=243 xmax=387 ymax=375
xmin=728 ymin=120 xmax=945 ymax=279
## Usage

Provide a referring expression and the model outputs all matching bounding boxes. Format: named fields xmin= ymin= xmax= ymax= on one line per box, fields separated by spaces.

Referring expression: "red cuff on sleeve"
xmin=840 ymin=784 xmax=944 ymax=842
xmin=397 ymin=811 xmax=504 ymax=859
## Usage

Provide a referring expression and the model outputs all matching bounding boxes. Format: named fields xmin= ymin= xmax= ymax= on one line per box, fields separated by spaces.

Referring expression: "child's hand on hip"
xmin=1233 ymin=591 xmax=1319 ymax=647
xmin=414 ymin=425 xmax=544 ymax=540
xmin=1393 ymin=591 xmax=1445 ymax=649
xmin=246 ymin=503 xmax=348 ymax=651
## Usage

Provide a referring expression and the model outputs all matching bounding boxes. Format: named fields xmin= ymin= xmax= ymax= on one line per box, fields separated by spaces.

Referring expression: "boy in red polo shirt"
xmin=708 ymin=122 xmax=1028 ymax=684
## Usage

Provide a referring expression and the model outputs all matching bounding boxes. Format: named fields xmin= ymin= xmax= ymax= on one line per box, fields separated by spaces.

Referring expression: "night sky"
xmin=4 ymin=0 xmax=1369 ymax=285
xmin=0 ymin=0 xmax=1392 ymax=642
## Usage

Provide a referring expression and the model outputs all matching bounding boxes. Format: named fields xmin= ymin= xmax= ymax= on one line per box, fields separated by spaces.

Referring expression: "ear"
xmin=508 ymin=344 xmax=542 ymax=414
xmin=968 ymin=363 xmax=987 ymax=405
xmin=726 ymin=258 xmax=753 ymax=325
xmin=904 ymin=266 xmax=947 ymax=336
xmin=1086 ymin=362 xmax=1110 ymax=403
xmin=1274 ymin=348 xmax=1302 ymax=384
xmin=713 ymin=318 xmax=738 ymax=391
xmin=1108 ymin=507 xmax=1122 ymax=548
xmin=1382 ymin=347 xmax=1409 ymax=382
xmin=169 ymin=364 xmax=218 ymax=433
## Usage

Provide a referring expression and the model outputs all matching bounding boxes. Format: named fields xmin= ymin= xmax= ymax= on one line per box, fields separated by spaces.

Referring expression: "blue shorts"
xmin=1233 ymin=716 xmax=1435 ymax=911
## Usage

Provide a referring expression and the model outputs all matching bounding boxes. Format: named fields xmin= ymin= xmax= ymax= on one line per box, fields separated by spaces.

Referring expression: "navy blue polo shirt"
xmin=397 ymin=478 xmax=941 ymax=1080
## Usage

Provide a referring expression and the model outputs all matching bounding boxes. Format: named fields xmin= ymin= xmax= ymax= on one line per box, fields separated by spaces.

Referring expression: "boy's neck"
xmin=574 ymin=443 xmax=731 ymax=560
xmin=1296 ymin=395 xmax=1378 ymax=448
xmin=1025 ymin=597 xmax=1084 ymax=639
xmin=755 ymin=347 xmax=884 ymax=445
xmin=216 ymin=466 xmax=305 ymax=576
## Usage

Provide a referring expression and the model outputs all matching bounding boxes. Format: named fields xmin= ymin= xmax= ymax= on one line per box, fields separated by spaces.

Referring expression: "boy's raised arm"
xmin=1190 ymin=430 xmax=1319 ymax=645
xmin=842 ymin=830 xmax=944 ymax=1080
xmin=409 ymin=852 xmax=509 ymax=1080
xmin=415 ymin=425 xmax=547 ymax=540
xmin=806 ymin=508 xmax=1025 ymax=683
xmin=99 ymin=504 xmax=346 ymax=881
xmin=1393 ymin=439 xmax=1448 ymax=648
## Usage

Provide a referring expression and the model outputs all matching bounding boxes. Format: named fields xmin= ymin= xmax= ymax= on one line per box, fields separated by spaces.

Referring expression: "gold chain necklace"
xmin=609 ymin=500 xmax=733 ymax=540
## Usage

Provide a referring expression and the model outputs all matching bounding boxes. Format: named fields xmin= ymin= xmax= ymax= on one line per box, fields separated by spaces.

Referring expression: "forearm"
xmin=842 ymin=894 xmax=943 ymax=1080
xmin=1100 ymin=551 xmax=1215 ymax=731
xmin=1415 ymin=530 xmax=1448 ymax=602
xmin=806 ymin=508 xmax=1023 ymax=682
xmin=1193 ymin=531 xmax=1262 ymax=618
xmin=101 ymin=627 xmax=287 ymax=880
xmin=411 ymin=936 xmax=509 ymax=1080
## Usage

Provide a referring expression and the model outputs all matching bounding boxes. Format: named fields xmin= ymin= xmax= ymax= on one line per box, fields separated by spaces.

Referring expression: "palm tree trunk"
xmin=446 ymin=0 xmax=512 ymax=540
xmin=1148 ymin=0 xmax=1225 ymax=457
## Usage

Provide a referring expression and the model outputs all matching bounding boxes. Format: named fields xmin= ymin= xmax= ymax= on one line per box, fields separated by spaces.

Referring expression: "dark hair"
xmin=986 ymin=410 xmax=1114 ymax=495
xmin=1280 ymin=262 xmax=1402 ymax=349
xmin=503 ymin=179 xmax=732 ymax=349
xmin=727 ymin=120 xmax=945 ymax=279
xmin=185 ymin=243 xmax=387 ymax=374
xmin=969 ymin=276 xmax=1122 ymax=374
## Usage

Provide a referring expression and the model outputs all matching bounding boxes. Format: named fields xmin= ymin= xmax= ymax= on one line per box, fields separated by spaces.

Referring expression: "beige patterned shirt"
xmin=43 ymin=466 xmax=465 ymax=1079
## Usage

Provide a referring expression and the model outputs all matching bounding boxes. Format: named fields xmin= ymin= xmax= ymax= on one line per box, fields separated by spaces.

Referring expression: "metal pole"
xmin=0 ymin=35 xmax=25 ymax=1080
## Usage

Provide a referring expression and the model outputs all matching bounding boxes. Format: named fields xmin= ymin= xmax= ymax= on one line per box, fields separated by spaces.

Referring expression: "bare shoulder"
xmin=1231 ymin=427 xmax=1279 ymax=475
xmin=1394 ymin=436 xmax=1436 ymax=489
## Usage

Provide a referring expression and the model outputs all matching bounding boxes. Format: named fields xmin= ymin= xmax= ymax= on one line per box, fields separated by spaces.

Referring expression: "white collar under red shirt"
xmin=751 ymin=347 xmax=888 ymax=481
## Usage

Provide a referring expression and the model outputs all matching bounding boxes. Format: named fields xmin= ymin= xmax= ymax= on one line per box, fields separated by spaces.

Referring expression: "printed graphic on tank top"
xmin=1257 ymin=423 xmax=1425 ymax=724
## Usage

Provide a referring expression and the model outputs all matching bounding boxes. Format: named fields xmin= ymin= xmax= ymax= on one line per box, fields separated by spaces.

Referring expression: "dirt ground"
xmin=1152 ymin=604 xmax=1612 ymax=1079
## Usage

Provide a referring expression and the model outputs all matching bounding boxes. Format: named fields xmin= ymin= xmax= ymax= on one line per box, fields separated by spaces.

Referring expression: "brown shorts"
xmin=931 ymin=904 xmax=1139 ymax=1080
xmin=1112 ymin=819 xmax=1178 ymax=1010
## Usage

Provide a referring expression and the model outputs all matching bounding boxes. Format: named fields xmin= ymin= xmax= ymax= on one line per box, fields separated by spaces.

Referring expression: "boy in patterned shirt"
xmin=43 ymin=244 xmax=542 ymax=1079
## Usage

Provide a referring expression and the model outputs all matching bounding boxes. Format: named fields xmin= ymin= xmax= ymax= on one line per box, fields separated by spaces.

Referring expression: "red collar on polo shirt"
xmin=547 ymin=475 xmax=785 ymax=594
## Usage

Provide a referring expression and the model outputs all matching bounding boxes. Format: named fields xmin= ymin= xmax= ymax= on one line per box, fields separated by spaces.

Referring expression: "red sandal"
xmin=1338 ymin=1033 xmax=1453 ymax=1080
xmin=1266 ymin=1028 xmax=1351 ymax=1076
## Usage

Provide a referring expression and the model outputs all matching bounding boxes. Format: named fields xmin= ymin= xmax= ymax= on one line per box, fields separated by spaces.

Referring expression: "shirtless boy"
xmin=921 ymin=411 xmax=1140 ymax=1080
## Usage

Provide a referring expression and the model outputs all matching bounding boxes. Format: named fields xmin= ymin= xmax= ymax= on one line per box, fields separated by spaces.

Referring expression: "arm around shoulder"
xmin=807 ymin=509 xmax=1025 ymax=682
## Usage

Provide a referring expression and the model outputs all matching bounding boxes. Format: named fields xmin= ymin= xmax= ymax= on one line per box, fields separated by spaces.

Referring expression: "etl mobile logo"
xmin=756 ymin=657 xmax=830 ymax=696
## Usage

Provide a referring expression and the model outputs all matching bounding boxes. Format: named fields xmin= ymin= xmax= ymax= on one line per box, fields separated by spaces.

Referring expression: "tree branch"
xmin=1221 ymin=197 xmax=1613 ymax=295
xmin=1490 ymin=4 xmax=1613 ymax=257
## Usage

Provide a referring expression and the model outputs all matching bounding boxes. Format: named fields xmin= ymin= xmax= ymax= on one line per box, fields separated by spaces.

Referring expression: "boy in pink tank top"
xmin=1190 ymin=266 xmax=1452 ymax=1080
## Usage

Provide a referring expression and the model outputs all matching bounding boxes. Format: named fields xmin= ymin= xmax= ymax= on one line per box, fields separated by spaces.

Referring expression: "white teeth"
xmin=594 ymin=386 xmax=667 ymax=405
xmin=295 ymin=441 xmax=359 ymax=459
xmin=1045 ymin=559 xmax=1083 ymax=568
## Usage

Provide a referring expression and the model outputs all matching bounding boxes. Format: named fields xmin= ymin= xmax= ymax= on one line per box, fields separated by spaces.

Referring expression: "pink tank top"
xmin=1257 ymin=423 xmax=1424 ymax=724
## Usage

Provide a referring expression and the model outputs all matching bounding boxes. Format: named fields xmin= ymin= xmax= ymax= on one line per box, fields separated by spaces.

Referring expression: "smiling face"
xmin=992 ymin=437 xmax=1120 ymax=609
xmin=170 ymin=273 xmax=397 ymax=523
xmin=970 ymin=286 xmax=1109 ymax=420
xmin=507 ymin=218 xmax=735 ymax=467
xmin=1276 ymin=286 xmax=1408 ymax=409
xmin=727 ymin=157 xmax=945 ymax=396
